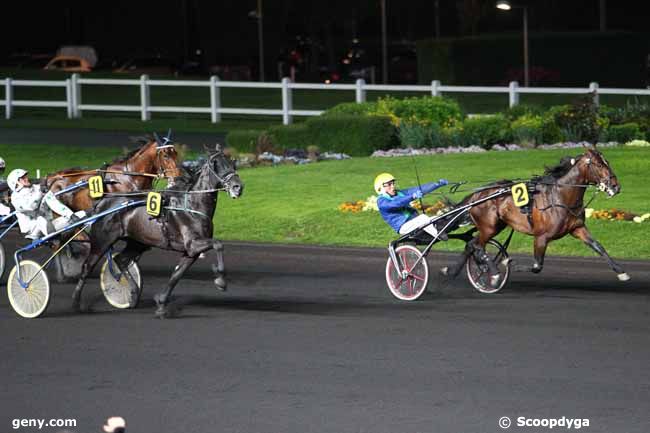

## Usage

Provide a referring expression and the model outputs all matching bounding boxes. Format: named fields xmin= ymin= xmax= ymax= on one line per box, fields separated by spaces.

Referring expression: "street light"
xmin=248 ymin=0 xmax=265 ymax=81
xmin=496 ymin=0 xmax=529 ymax=87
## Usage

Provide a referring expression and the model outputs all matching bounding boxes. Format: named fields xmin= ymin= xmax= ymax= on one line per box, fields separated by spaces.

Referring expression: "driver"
xmin=375 ymin=172 xmax=449 ymax=240
xmin=7 ymin=168 xmax=86 ymax=240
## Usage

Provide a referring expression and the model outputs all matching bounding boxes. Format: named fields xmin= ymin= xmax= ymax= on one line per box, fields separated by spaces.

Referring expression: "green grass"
xmin=3 ymin=68 xmax=650 ymax=134
xmin=212 ymin=146 xmax=649 ymax=259
xmin=1 ymin=142 xmax=647 ymax=259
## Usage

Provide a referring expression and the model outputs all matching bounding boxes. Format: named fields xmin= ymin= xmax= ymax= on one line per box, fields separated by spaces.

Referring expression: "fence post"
xmin=4 ymin=78 xmax=12 ymax=120
xmin=589 ymin=82 xmax=599 ymax=106
xmin=140 ymin=74 xmax=150 ymax=121
xmin=282 ymin=77 xmax=292 ymax=125
xmin=71 ymin=73 xmax=82 ymax=118
xmin=65 ymin=78 xmax=73 ymax=119
xmin=431 ymin=80 xmax=441 ymax=97
xmin=210 ymin=76 xmax=221 ymax=123
xmin=509 ymin=81 xmax=520 ymax=107
xmin=355 ymin=79 xmax=366 ymax=103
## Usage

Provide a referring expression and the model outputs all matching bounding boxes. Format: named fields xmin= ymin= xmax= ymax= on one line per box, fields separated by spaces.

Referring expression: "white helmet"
xmin=0 ymin=157 xmax=5 ymax=169
xmin=7 ymin=168 xmax=28 ymax=192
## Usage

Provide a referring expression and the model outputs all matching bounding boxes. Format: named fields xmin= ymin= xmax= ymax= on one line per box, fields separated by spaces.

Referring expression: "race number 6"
xmin=146 ymin=192 xmax=162 ymax=217
xmin=88 ymin=175 xmax=104 ymax=198
xmin=511 ymin=183 xmax=529 ymax=207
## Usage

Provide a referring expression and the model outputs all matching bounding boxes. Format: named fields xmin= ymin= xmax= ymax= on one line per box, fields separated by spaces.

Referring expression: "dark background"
xmin=1 ymin=0 xmax=649 ymax=83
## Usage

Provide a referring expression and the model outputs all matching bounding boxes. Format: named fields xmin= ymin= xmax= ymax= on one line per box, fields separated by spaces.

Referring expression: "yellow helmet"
xmin=374 ymin=172 xmax=395 ymax=193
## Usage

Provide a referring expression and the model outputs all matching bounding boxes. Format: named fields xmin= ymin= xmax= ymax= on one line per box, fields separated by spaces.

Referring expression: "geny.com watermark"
xmin=499 ymin=416 xmax=590 ymax=430
xmin=12 ymin=418 xmax=77 ymax=430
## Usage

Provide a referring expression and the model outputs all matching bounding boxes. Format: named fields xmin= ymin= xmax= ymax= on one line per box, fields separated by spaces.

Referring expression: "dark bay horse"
xmin=442 ymin=146 xmax=629 ymax=285
xmin=45 ymin=134 xmax=181 ymax=212
xmin=71 ymin=145 xmax=243 ymax=317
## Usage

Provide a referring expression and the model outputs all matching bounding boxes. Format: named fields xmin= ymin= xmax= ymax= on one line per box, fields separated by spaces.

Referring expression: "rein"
xmin=55 ymin=168 xmax=160 ymax=179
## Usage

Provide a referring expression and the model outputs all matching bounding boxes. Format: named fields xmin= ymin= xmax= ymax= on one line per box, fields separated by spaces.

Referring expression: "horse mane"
xmin=107 ymin=138 xmax=154 ymax=165
xmin=174 ymin=158 xmax=207 ymax=189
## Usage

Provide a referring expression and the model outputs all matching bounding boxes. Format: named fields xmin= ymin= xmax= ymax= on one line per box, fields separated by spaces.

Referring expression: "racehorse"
xmin=45 ymin=132 xmax=181 ymax=211
xmin=39 ymin=133 xmax=182 ymax=281
xmin=442 ymin=145 xmax=629 ymax=286
xmin=71 ymin=144 xmax=243 ymax=317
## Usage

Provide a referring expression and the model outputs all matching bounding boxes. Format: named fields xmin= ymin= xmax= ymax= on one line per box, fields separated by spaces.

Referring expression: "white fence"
xmin=3 ymin=74 xmax=650 ymax=125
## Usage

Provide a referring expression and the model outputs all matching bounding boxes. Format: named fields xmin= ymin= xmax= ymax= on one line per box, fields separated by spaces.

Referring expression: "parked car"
xmin=43 ymin=55 xmax=92 ymax=72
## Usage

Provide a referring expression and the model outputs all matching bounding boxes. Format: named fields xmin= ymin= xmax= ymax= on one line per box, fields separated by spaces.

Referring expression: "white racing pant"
xmin=25 ymin=210 xmax=87 ymax=240
xmin=399 ymin=214 xmax=440 ymax=238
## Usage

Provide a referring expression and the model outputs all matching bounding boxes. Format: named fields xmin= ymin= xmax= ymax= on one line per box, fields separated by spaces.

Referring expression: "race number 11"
xmin=511 ymin=183 xmax=529 ymax=207
xmin=146 ymin=192 xmax=162 ymax=216
xmin=88 ymin=176 xmax=104 ymax=198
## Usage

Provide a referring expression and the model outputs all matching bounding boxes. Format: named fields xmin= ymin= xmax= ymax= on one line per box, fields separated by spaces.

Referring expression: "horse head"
xmin=151 ymin=130 xmax=182 ymax=186
xmin=577 ymin=146 xmax=620 ymax=197
xmin=206 ymin=143 xmax=243 ymax=199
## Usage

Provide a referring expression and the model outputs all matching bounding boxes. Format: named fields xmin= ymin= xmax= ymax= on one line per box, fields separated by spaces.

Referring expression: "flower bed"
xmin=585 ymin=208 xmax=650 ymax=223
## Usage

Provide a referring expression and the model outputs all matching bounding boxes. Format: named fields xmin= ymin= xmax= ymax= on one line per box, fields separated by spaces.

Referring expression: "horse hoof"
xmin=617 ymin=272 xmax=631 ymax=282
xmin=501 ymin=257 xmax=512 ymax=267
xmin=440 ymin=266 xmax=449 ymax=276
xmin=490 ymin=275 xmax=501 ymax=287
xmin=214 ymin=277 xmax=227 ymax=291
xmin=155 ymin=303 xmax=181 ymax=319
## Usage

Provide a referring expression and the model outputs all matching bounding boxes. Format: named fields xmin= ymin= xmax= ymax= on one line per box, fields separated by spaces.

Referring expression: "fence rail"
xmin=3 ymin=74 xmax=650 ymax=125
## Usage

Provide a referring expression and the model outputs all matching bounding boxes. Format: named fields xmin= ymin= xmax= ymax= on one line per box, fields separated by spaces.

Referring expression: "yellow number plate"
xmin=88 ymin=175 xmax=104 ymax=198
xmin=146 ymin=192 xmax=162 ymax=217
xmin=511 ymin=183 xmax=529 ymax=207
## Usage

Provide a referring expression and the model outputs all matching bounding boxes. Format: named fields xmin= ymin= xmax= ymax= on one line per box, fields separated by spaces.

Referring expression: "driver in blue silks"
xmin=374 ymin=172 xmax=449 ymax=240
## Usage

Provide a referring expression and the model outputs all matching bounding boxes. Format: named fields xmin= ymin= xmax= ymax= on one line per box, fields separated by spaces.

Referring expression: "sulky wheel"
xmin=385 ymin=244 xmax=429 ymax=301
xmin=0 ymin=241 xmax=5 ymax=281
xmin=100 ymin=254 xmax=143 ymax=309
xmin=7 ymin=260 xmax=50 ymax=318
xmin=466 ymin=239 xmax=510 ymax=294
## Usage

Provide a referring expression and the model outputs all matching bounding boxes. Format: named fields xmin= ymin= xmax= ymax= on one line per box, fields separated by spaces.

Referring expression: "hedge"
xmin=607 ymin=123 xmax=643 ymax=143
xmin=268 ymin=123 xmax=312 ymax=150
xmin=306 ymin=115 xmax=397 ymax=155
xmin=225 ymin=130 xmax=263 ymax=153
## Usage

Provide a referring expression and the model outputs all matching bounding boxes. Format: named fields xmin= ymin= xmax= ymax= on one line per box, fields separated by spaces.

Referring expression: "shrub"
xmin=225 ymin=130 xmax=263 ymax=153
xmin=323 ymin=101 xmax=377 ymax=117
xmin=268 ymin=123 xmax=312 ymax=150
xmin=551 ymin=95 xmax=608 ymax=143
xmin=503 ymin=103 xmax=544 ymax=121
xmin=606 ymin=122 xmax=643 ymax=143
xmin=461 ymin=114 xmax=509 ymax=148
xmin=384 ymin=96 xmax=464 ymax=127
xmin=602 ymin=99 xmax=650 ymax=140
xmin=511 ymin=114 xmax=543 ymax=147
xmin=398 ymin=121 xmax=431 ymax=148
xmin=323 ymin=96 xmax=463 ymax=131
xmin=306 ymin=115 xmax=397 ymax=156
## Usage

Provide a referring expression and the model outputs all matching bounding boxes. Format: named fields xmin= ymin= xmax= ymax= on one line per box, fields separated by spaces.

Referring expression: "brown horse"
xmin=45 ymin=134 xmax=181 ymax=211
xmin=442 ymin=146 xmax=629 ymax=286
xmin=42 ymin=134 xmax=181 ymax=282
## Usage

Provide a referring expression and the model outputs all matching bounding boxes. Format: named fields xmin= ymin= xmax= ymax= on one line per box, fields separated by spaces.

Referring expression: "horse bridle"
xmin=206 ymin=152 xmax=237 ymax=191
xmin=581 ymin=154 xmax=617 ymax=195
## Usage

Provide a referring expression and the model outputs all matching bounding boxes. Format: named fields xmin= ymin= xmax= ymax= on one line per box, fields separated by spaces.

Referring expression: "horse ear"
xmin=202 ymin=143 xmax=211 ymax=153
xmin=153 ymin=132 xmax=162 ymax=146
xmin=215 ymin=143 xmax=223 ymax=152
xmin=165 ymin=128 xmax=173 ymax=143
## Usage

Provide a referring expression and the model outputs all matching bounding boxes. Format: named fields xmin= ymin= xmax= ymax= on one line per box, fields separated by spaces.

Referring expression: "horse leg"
xmin=210 ymin=239 xmax=227 ymax=291
xmin=441 ymin=238 xmax=476 ymax=278
xmin=114 ymin=240 xmax=150 ymax=307
xmin=571 ymin=226 xmax=630 ymax=281
xmin=154 ymin=255 xmax=198 ymax=318
xmin=71 ymin=245 xmax=113 ymax=312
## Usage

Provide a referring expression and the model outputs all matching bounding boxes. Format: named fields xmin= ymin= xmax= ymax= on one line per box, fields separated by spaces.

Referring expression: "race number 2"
xmin=146 ymin=192 xmax=162 ymax=216
xmin=511 ymin=183 xmax=529 ymax=207
xmin=88 ymin=176 xmax=104 ymax=198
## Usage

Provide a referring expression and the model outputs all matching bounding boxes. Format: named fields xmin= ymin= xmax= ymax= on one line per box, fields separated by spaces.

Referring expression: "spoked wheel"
xmin=100 ymin=254 xmax=143 ymax=309
xmin=466 ymin=239 xmax=510 ymax=294
xmin=0 ymin=242 xmax=5 ymax=281
xmin=385 ymin=244 xmax=429 ymax=301
xmin=7 ymin=260 xmax=51 ymax=318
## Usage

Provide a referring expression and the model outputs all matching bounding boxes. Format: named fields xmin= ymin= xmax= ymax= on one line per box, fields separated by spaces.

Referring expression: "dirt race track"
xmin=1 ymin=228 xmax=649 ymax=433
